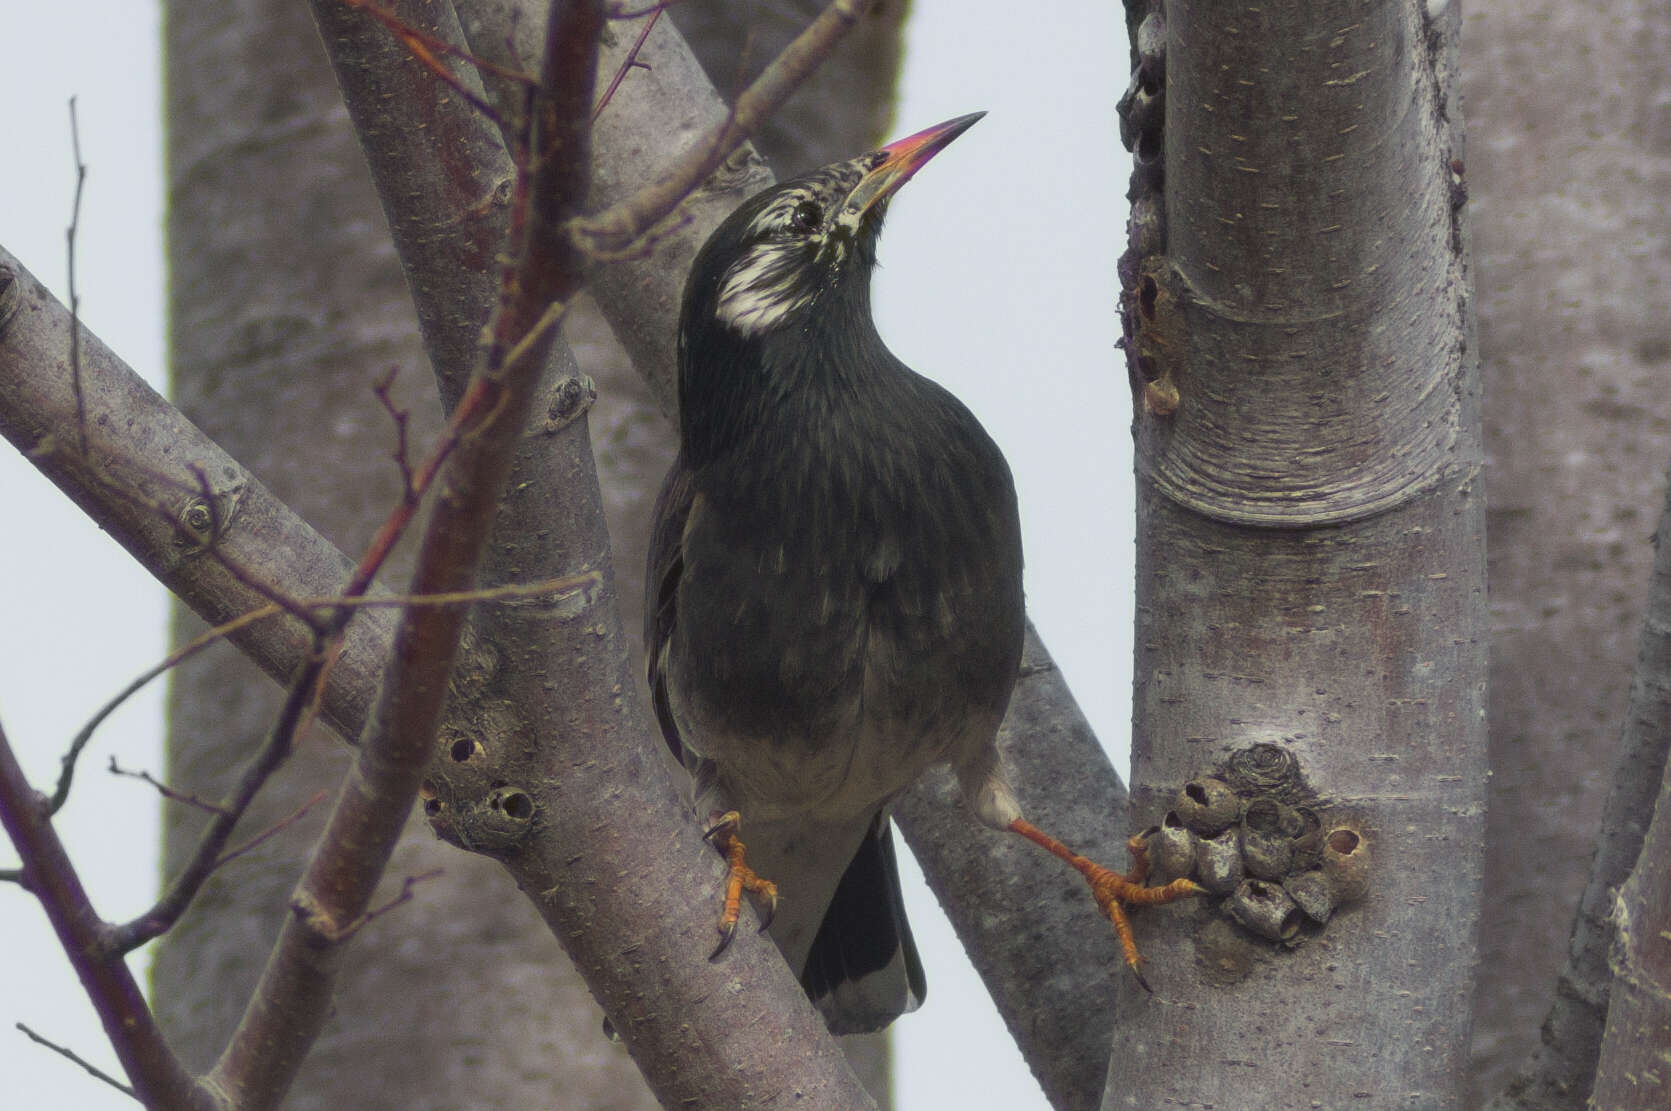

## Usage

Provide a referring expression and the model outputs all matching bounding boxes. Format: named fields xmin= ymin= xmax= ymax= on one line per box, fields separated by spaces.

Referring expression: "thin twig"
xmin=15 ymin=1023 xmax=137 ymax=1100
xmin=215 ymin=791 xmax=329 ymax=869
xmin=371 ymin=367 xmax=417 ymax=503
xmin=184 ymin=462 xmax=327 ymax=631
xmin=0 ymin=723 xmax=208 ymax=1108
xmin=102 ymin=646 xmax=330 ymax=956
xmin=606 ymin=1 xmax=682 ymax=19
xmin=341 ymin=0 xmax=519 ymax=127
xmin=107 ymin=757 xmax=232 ymax=816
xmin=571 ymin=0 xmax=866 ymax=259
xmin=206 ymin=6 xmax=607 ymax=1101
xmin=65 ymin=98 xmax=89 ymax=459
xmin=339 ymin=867 xmax=445 ymax=941
xmin=53 ymin=563 xmax=600 ymax=819
xmin=592 ymin=5 xmax=660 ymax=121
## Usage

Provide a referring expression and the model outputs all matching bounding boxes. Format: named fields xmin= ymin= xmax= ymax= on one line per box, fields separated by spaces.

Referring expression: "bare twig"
xmin=341 ymin=0 xmax=518 ymax=126
xmin=606 ymin=1 xmax=681 ymax=19
xmin=592 ymin=5 xmax=660 ymax=120
xmin=183 ymin=462 xmax=326 ymax=630
xmin=47 ymin=567 xmax=594 ymax=814
xmin=0 ymin=722 xmax=211 ymax=1109
xmin=371 ymin=367 xmax=417 ymax=503
xmin=214 ymin=791 xmax=329 ymax=869
xmin=201 ymin=6 xmax=608 ymax=1106
xmin=571 ymin=0 xmax=866 ymax=258
xmin=102 ymin=646 xmax=330 ymax=957
xmin=65 ymin=98 xmax=88 ymax=459
xmin=15 ymin=1022 xmax=136 ymax=1100
xmin=340 ymin=866 xmax=444 ymax=940
xmin=107 ymin=757 xmax=232 ymax=816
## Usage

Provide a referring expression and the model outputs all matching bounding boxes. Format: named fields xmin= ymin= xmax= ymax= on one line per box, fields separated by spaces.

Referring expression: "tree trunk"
xmin=1461 ymin=2 xmax=1671 ymax=1101
xmin=1109 ymin=2 xmax=1487 ymax=1105
xmin=151 ymin=2 xmax=655 ymax=1106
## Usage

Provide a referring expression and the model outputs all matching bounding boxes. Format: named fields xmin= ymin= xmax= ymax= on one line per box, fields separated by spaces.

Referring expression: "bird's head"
xmin=682 ymin=112 xmax=986 ymax=344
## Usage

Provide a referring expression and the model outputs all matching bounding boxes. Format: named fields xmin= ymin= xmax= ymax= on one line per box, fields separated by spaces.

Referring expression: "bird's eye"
xmin=787 ymin=200 xmax=822 ymax=236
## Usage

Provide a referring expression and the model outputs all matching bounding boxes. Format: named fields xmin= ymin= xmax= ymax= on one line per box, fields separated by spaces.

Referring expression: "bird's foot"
xmin=1008 ymin=819 xmax=1203 ymax=992
xmin=703 ymin=811 xmax=779 ymax=959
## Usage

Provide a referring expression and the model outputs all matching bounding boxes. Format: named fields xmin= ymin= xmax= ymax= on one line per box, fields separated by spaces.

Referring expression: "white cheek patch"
xmin=715 ymin=241 xmax=816 ymax=338
xmin=833 ymin=205 xmax=866 ymax=239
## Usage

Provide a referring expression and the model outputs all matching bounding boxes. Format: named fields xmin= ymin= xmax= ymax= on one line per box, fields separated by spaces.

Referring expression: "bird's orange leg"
xmin=704 ymin=811 xmax=778 ymax=959
xmin=1008 ymin=819 xmax=1203 ymax=991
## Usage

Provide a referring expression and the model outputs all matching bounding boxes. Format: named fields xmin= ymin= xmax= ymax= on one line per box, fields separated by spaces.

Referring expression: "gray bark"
xmin=153 ymin=1 xmax=652 ymax=1106
xmin=1109 ymin=2 xmax=1487 ymax=1106
xmin=1462 ymin=2 xmax=1671 ymax=1102
xmin=670 ymin=0 xmax=905 ymax=176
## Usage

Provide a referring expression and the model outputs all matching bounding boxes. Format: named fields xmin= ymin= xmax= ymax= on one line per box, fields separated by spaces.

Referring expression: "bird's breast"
xmin=668 ymin=397 xmax=1023 ymax=818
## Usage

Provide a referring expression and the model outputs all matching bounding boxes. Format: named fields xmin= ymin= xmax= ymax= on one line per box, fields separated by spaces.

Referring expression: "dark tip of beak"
xmin=878 ymin=111 xmax=987 ymax=171
xmin=848 ymin=111 xmax=986 ymax=217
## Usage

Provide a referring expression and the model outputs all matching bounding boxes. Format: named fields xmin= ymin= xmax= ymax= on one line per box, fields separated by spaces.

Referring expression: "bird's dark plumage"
xmin=646 ymin=114 xmax=1026 ymax=1033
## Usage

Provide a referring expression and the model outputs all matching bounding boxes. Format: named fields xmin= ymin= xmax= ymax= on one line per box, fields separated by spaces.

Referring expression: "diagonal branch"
xmin=313 ymin=2 xmax=877 ymax=1105
xmin=0 ymin=720 xmax=212 ymax=1111
xmin=103 ymin=647 xmax=330 ymax=956
xmin=568 ymin=0 xmax=866 ymax=257
xmin=200 ymin=5 xmax=606 ymax=1106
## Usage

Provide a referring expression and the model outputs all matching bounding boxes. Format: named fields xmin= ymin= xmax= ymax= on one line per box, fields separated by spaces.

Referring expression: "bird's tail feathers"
xmin=800 ymin=818 xmax=926 ymax=1035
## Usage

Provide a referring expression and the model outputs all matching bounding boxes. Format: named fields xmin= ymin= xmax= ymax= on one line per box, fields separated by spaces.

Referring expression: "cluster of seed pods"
xmin=1142 ymin=744 xmax=1370 ymax=945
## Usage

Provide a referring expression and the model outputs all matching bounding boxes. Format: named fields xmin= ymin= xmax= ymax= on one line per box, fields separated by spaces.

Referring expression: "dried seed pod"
xmin=1194 ymin=828 xmax=1244 ymax=895
xmin=1173 ymin=776 xmax=1241 ymax=836
xmin=1239 ymin=798 xmax=1295 ymax=880
xmin=1146 ymin=812 xmax=1199 ymax=883
xmin=1322 ymin=827 xmax=1370 ymax=904
xmin=1229 ymin=879 xmax=1304 ymax=942
xmin=1224 ymin=742 xmax=1306 ymax=802
xmin=1289 ymin=806 xmax=1324 ymax=870
xmin=1283 ymin=870 xmax=1336 ymax=924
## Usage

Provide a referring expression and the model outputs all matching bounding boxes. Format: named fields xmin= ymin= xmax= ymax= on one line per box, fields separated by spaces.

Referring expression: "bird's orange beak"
xmin=844 ymin=112 xmax=986 ymax=219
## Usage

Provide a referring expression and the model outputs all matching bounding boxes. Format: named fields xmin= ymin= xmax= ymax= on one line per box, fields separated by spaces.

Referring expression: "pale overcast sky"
xmin=0 ymin=4 xmax=1130 ymax=1108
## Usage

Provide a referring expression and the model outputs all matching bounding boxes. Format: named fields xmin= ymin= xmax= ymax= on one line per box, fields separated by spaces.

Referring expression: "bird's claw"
xmin=1009 ymin=818 xmax=1203 ymax=989
xmin=704 ymin=811 xmax=778 ymax=960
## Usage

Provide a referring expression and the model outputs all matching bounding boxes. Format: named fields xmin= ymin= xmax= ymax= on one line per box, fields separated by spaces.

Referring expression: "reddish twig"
xmin=102 ymin=645 xmax=331 ymax=957
xmin=606 ymin=1 xmax=682 ymax=19
xmin=340 ymin=867 xmax=445 ymax=940
xmin=340 ymin=0 xmax=522 ymax=128
xmin=371 ymin=367 xmax=417 ymax=503
xmin=0 ymin=722 xmax=212 ymax=1108
xmin=592 ymin=5 xmax=660 ymax=121
xmin=203 ymin=6 xmax=607 ymax=1105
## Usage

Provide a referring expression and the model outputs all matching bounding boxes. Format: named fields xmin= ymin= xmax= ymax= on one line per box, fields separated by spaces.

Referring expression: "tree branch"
xmin=567 ymin=0 xmax=866 ymax=257
xmin=199 ymin=3 xmax=606 ymax=1104
xmin=103 ymin=649 xmax=330 ymax=956
xmin=311 ymin=1 xmax=876 ymax=1104
xmin=0 ymin=721 xmax=212 ymax=1110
